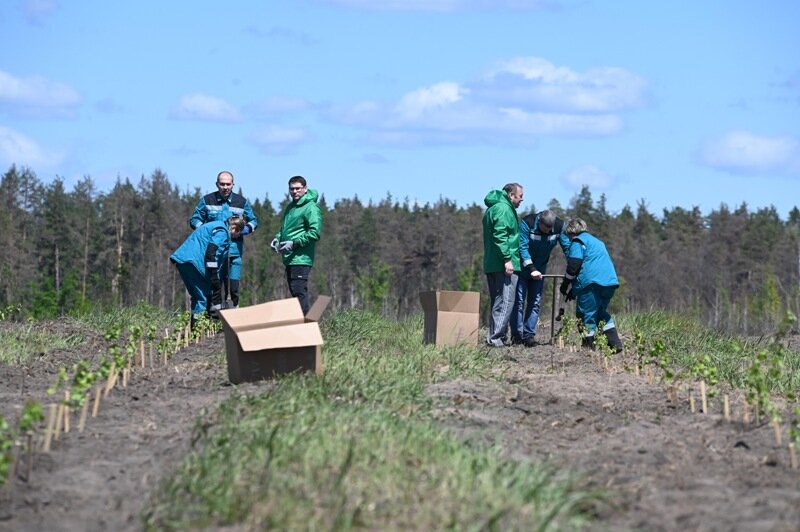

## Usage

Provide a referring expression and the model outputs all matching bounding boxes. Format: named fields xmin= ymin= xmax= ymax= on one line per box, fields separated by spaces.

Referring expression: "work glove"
xmin=270 ymin=238 xmax=280 ymax=253
xmin=279 ymin=240 xmax=294 ymax=252
xmin=241 ymin=225 xmax=252 ymax=236
xmin=559 ymin=278 xmax=571 ymax=296
xmin=566 ymin=289 xmax=575 ymax=302
xmin=210 ymin=273 xmax=222 ymax=307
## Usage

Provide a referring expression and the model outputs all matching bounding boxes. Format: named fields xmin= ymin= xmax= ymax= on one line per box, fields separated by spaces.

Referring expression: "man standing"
xmin=190 ymin=170 xmax=258 ymax=308
xmin=171 ymin=215 xmax=246 ymax=330
xmin=482 ymin=183 xmax=523 ymax=347
xmin=511 ymin=209 xmax=570 ymax=346
xmin=272 ymin=176 xmax=322 ymax=314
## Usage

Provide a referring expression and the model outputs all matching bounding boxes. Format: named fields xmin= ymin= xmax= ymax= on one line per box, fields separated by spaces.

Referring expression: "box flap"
xmin=305 ymin=295 xmax=331 ymax=322
xmin=237 ymin=322 xmax=324 ymax=351
xmin=419 ymin=290 xmax=480 ymax=313
xmin=219 ymin=298 xmax=305 ymax=332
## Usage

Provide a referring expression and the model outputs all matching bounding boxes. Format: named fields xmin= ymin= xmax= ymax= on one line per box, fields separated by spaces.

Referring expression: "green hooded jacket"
xmin=275 ymin=188 xmax=322 ymax=266
xmin=482 ymin=189 xmax=520 ymax=273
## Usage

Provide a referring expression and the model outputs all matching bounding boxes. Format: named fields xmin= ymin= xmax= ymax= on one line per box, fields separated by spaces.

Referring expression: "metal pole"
xmin=542 ymin=274 xmax=563 ymax=344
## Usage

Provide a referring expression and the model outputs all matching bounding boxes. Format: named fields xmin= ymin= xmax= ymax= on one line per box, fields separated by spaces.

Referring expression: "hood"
xmin=484 ymin=189 xmax=509 ymax=209
xmin=294 ymin=188 xmax=319 ymax=206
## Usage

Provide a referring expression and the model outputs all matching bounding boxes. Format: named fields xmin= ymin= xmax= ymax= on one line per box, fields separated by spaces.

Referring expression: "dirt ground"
xmin=1 ymin=320 xmax=799 ymax=531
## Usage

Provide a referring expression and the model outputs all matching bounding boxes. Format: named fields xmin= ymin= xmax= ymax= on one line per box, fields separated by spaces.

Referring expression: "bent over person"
xmin=190 ymin=170 xmax=258 ymax=308
xmin=171 ymin=215 xmax=246 ymax=330
xmin=482 ymin=183 xmax=523 ymax=347
xmin=511 ymin=209 xmax=570 ymax=346
xmin=559 ymin=217 xmax=623 ymax=352
xmin=272 ymin=176 xmax=322 ymax=314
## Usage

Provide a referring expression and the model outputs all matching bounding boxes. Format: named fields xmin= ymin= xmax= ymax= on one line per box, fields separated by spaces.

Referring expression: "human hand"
xmin=504 ymin=260 xmax=514 ymax=276
xmin=279 ymin=240 xmax=294 ymax=252
xmin=530 ymin=269 xmax=542 ymax=280
xmin=241 ymin=225 xmax=252 ymax=236
xmin=270 ymin=238 xmax=280 ymax=253
xmin=566 ymin=289 xmax=575 ymax=302
xmin=559 ymin=278 xmax=571 ymax=295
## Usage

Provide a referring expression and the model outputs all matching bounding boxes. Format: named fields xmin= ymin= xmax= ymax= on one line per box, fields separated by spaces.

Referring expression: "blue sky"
xmin=1 ymin=0 xmax=799 ymax=218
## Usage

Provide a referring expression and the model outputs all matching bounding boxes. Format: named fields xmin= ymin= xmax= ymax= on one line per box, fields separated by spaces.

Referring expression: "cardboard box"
xmin=419 ymin=290 xmax=480 ymax=346
xmin=219 ymin=296 xmax=331 ymax=384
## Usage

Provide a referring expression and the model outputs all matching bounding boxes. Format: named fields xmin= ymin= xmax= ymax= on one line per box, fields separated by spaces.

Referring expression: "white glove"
xmin=279 ymin=240 xmax=294 ymax=252
xmin=270 ymin=238 xmax=280 ymax=253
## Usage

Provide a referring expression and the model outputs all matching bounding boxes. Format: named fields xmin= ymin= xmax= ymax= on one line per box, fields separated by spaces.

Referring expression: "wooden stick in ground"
xmin=6 ymin=442 xmax=19 ymax=487
xmin=700 ymin=380 xmax=707 ymax=414
xmin=24 ymin=431 xmax=33 ymax=481
xmin=140 ymin=339 xmax=145 ymax=368
xmin=78 ymin=397 xmax=90 ymax=433
xmin=42 ymin=403 xmax=57 ymax=452
xmin=104 ymin=362 xmax=117 ymax=397
xmin=122 ymin=367 xmax=128 ymax=388
xmin=772 ymin=420 xmax=782 ymax=447
xmin=63 ymin=391 xmax=71 ymax=433
xmin=723 ymin=394 xmax=730 ymax=421
xmin=53 ymin=403 xmax=64 ymax=441
xmin=92 ymin=386 xmax=102 ymax=418
xmin=689 ymin=392 xmax=696 ymax=413
xmin=743 ymin=400 xmax=750 ymax=424
xmin=790 ymin=443 xmax=798 ymax=469
xmin=149 ymin=343 xmax=154 ymax=367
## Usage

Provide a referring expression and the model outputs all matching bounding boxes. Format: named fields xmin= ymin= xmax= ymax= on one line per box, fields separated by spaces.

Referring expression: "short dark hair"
xmin=288 ymin=175 xmax=307 ymax=187
xmin=502 ymin=182 xmax=521 ymax=195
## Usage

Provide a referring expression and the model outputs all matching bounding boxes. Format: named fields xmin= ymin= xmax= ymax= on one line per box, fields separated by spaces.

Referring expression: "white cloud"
xmin=700 ymin=130 xmax=800 ymax=176
xmin=249 ymin=96 xmax=311 ymax=116
xmin=0 ymin=69 xmax=81 ymax=118
xmin=0 ymin=125 xmax=63 ymax=168
xmin=481 ymin=57 xmax=647 ymax=112
xmin=170 ymin=94 xmax=242 ymax=122
xmin=324 ymin=56 xmax=640 ymax=145
xmin=562 ymin=165 xmax=616 ymax=189
xmin=250 ymin=125 xmax=312 ymax=155
xmin=315 ymin=0 xmax=556 ymax=11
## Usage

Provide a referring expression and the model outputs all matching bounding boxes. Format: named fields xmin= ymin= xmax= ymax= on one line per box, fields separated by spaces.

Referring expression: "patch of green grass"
xmin=0 ymin=323 xmax=85 ymax=365
xmin=144 ymin=310 xmax=602 ymax=530
xmin=618 ymin=311 xmax=800 ymax=396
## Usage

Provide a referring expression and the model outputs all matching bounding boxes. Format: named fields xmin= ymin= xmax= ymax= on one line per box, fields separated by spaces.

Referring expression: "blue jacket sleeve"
xmin=519 ymin=217 xmax=532 ymax=269
xmin=190 ymin=198 xmax=208 ymax=230
xmin=243 ymin=199 xmax=258 ymax=232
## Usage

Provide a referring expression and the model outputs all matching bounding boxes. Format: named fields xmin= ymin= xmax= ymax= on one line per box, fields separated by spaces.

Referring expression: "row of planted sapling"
xmin=0 ymin=311 xmax=221 ymax=492
xmin=553 ymin=309 xmax=800 ymax=470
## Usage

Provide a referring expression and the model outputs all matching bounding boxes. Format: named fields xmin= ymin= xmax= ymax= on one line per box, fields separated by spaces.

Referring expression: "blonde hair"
xmin=564 ymin=217 xmax=588 ymax=237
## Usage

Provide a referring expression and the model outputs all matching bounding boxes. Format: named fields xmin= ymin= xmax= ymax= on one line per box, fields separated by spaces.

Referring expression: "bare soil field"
xmin=1 ymin=320 xmax=799 ymax=531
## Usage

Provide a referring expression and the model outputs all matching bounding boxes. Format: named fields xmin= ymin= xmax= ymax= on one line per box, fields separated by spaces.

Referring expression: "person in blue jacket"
xmin=171 ymin=215 xmax=246 ymax=330
xmin=511 ymin=209 xmax=570 ymax=346
xmin=559 ymin=217 xmax=623 ymax=352
xmin=190 ymin=171 xmax=258 ymax=308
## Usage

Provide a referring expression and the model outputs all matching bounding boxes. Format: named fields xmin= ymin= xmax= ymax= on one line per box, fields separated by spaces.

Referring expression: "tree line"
xmin=1 ymin=165 xmax=798 ymax=335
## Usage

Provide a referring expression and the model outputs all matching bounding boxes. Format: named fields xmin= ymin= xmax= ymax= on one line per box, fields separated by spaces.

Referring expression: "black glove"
xmin=566 ymin=289 xmax=575 ymax=302
xmin=560 ymin=278 xmax=571 ymax=296
xmin=209 ymin=270 xmax=222 ymax=307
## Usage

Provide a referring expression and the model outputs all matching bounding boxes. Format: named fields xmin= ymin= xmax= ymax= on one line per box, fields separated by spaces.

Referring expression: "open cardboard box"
xmin=219 ymin=295 xmax=331 ymax=384
xmin=419 ymin=290 xmax=480 ymax=346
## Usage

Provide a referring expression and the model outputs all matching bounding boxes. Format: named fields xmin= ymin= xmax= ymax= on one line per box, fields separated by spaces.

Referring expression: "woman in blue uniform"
xmin=171 ymin=215 xmax=245 ymax=329
xmin=559 ymin=218 xmax=624 ymax=352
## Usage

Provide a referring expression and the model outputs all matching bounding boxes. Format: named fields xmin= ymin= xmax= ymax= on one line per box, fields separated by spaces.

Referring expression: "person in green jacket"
xmin=482 ymin=183 xmax=524 ymax=347
xmin=272 ymin=175 xmax=322 ymax=314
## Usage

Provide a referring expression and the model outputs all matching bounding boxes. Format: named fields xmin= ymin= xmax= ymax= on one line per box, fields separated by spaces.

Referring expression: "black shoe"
xmin=510 ymin=336 xmax=525 ymax=346
xmin=523 ymin=337 xmax=537 ymax=347
xmin=581 ymin=336 xmax=596 ymax=349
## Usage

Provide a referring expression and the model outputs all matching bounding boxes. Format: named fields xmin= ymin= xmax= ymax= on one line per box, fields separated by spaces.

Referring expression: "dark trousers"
xmin=286 ymin=265 xmax=312 ymax=314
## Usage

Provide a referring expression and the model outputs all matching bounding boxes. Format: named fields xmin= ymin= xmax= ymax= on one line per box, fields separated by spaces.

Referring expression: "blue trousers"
xmin=511 ymin=277 xmax=544 ymax=341
xmin=485 ymin=272 xmax=518 ymax=347
xmin=175 ymin=262 xmax=210 ymax=319
xmin=575 ymin=284 xmax=617 ymax=337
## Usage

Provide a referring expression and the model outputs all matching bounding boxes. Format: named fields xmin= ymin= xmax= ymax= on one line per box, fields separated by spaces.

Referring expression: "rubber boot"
xmin=581 ymin=335 xmax=595 ymax=350
xmin=603 ymin=327 xmax=623 ymax=353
